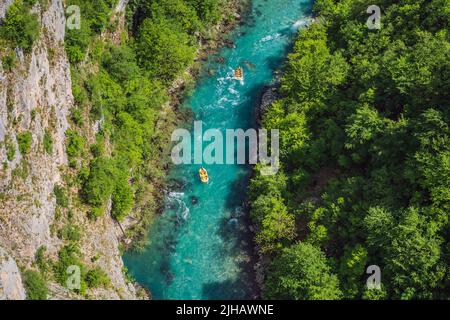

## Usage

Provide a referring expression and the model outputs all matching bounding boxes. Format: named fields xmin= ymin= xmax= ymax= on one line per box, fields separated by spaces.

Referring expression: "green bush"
xmin=35 ymin=246 xmax=50 ymax=274
xmin=71 ymin=80 xmax=88 ymax=106
xmin=90 ymin=143 xmax=104 ymax=158
xmin=43 ymin=131 xmax=53 ymax=154
xmin=53 ymin=243 xmax=86 ymax=293
xmin=70 ymin=108 xmax=84 ymax=126
xmin=11 ymin=159 xmax=29 ymax=180
xmin=85 ymin=267 xmax=110 ymax=288
xmin=65 ymin=23 xmax=92 ymax=64
xmin=64 ymin=0 xmax=116 ymax=63
xmin=58 ymin=224 xmax=81 ymax=241
xmin=1 ymin=52 xmax=16 ymax=72
xmin=151 ymin=0 xmax=202 ymax=34
xmin=17 ymin=131 xmax=32 ymax=155
xmin=88 ymin=206 xmax=104 ymax=220
xmin=187 ymin=0 xmax=220 ymax=25
xmin=53 ymin=185 xmax=68 ymax=207
xmin=0 ymin=0 xmax=40 ymax=51
xmin=5 ymin=136 xmax=15 ymax=161
xmin=102 ymin=45 xmax=141 ymax=83
xmin=23 ymin=270 xmax=48 ymax=300
xmin=82 ymin=157 xmax=114 ymax=207
xmin=86 ymin=70 xmax=126 ymax=118
xmin=113 ymin=112 xmax=144 ymax=168
xmin=66 ymin=130 xmax=84 ymax=159
xmin=112 ymin=176 xmax=134 ymax=221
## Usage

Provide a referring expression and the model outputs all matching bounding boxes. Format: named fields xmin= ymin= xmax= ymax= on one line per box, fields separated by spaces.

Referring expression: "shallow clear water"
xmin=123 ymin=0 xmax=312 ymax=300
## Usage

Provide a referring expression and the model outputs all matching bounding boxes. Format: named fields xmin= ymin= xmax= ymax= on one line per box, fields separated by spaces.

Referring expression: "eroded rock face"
xmin=0 ymin=0 xmax=71 ymax=263
xmin=0 ymin=0 xmax=137 ymax=300
xmin=0 ymin=247 xmax=26 ymax=300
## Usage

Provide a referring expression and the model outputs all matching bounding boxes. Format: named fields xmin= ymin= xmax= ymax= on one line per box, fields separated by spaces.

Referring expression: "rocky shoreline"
xmin=251 ymin=79 xmax=282 ymax=295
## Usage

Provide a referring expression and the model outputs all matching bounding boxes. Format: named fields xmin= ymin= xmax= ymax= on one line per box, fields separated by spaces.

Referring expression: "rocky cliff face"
xmin=0 ymin=0 xmax=137 ymax=300
xmin=0 ymin=246 xmax=25 ymax=300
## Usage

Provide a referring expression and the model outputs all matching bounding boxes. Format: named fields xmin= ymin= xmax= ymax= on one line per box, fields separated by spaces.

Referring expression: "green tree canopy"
xmin=136 ymin=18 xmax=196 ymax=83
xmin=264 ymin=242 xmax=342 ymax=300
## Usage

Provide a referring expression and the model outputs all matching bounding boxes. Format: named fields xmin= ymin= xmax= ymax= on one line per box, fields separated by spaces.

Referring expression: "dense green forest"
xmin=250 ymin=0 xmax=450 ymax=299
xmin=2 ymin=0 xmax=448 ymax=300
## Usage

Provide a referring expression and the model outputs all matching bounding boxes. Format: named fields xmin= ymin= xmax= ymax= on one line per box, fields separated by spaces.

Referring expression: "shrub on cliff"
xmin=65 ymin=23 xmax=92 ymax=64
xmin=0 ymin=0 xmax=40 ymax=51
xmin=1 ymin=52 xmax=16 ymax=72
xmin=64 ymin=0 xmax=116 ymax=63
xmin=111 ymin=175 xmax=134 ymax=221
xmin=23 ymin=270 xmax=48 ymax=300
xmin=17 ymin=131 xmax=32 ymax=155
xmin=82 ymin=157 xmax=115 ymax=208
xmin=85 ymin=267 xmax=110 ymax=288
xmin=66 ymin=130 xmax=85 ymax=166
xmin=53 ymin=243 xmax=87 ymax=294
xmin=43 ymin=130 xmax=53 ymax=154
xmin=53 ymin=185 xmax=68 ymax=208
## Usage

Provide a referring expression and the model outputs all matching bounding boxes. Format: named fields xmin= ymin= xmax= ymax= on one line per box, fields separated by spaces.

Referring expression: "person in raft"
xmin=199 ymin=167 xmax=209 ymax=183
xmin=234 ymin=66 xmax=244 ymax=81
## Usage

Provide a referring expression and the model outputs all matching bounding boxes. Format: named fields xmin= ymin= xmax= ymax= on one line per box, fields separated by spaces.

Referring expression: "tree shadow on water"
xmin=202 ymin=277 xmax=259 ymax=300
xmin=210 ymin=183 xmax=260 ymax=300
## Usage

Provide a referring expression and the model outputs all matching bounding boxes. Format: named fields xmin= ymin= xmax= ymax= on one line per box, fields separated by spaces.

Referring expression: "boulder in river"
xmin=256 ymin=84 xmax=280 ymax=125
xmin=190 ymin=196 xmax=199 ymax=205
xmin=223 ymin=39 xmax=236 ymax=48
xmin=215 ymin=56 xmax=225 ymax=64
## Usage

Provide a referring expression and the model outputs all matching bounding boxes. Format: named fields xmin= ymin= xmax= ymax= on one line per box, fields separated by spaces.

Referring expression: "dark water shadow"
xmin=207 ymin=167 xmax=259 ymax=299
xmin=202 ymin=267 xmax=259 ymax=300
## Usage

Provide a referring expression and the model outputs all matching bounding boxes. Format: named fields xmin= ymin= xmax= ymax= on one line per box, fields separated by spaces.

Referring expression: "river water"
xmin=123 ymin=0 xmax=313 ymax=300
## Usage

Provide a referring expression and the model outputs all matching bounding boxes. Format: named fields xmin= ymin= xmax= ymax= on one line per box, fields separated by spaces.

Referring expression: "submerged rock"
xmin=215 ymin=56 xmax=225 ymax=64
xmin=190 ymin=196 xmax=199 ymax=205
xmin=228 ymin=218 xmax=239 ymax=229
xmin=243 ymin=61 xmax=256 ymax=70
xmin=224 ymin=39 xmax=236 ymax=48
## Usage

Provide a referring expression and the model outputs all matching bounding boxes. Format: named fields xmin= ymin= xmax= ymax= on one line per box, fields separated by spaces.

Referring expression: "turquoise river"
xmin=123 ymin=0 xmax=313 ymax=299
